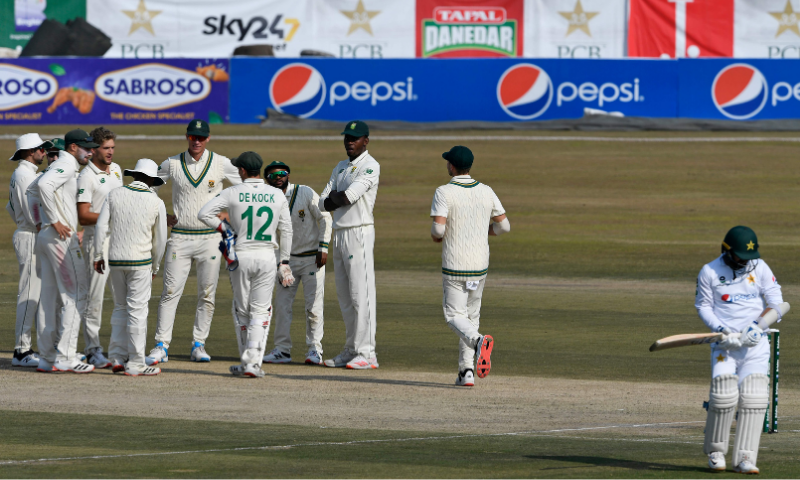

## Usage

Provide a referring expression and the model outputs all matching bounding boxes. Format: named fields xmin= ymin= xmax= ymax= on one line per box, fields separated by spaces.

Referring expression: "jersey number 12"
xmin=241 ymin=205 xmax=273 ymax=241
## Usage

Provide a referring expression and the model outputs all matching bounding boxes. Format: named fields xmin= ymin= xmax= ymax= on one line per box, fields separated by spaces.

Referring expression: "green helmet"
xmin=722 ymin=226 xmax=760 ymax=261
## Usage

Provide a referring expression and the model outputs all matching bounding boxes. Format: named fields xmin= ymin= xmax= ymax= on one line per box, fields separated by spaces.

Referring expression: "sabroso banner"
xmin=0 ymin=58 xmax=229 ymax=124
xmin=229 ymin=58 xmax=677 ymax=123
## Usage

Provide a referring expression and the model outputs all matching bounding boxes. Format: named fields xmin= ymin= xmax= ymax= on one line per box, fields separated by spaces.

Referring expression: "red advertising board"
xmin=416 ymin=0 xmax=524 ymax=58
xmin=628 ymin=0 xmax=733 ymax=58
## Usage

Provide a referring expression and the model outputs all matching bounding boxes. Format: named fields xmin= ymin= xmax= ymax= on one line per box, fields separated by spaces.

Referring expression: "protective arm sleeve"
xmin=492 ymin=218 xmax=510 ymax=235
xmin=277 ymin=201 xmax=293 ymax=263
xmin=309 ymin=189 xmax=332 ymax=253
xmin=153 ymin=159 xmax=171 ymax=192
xmin=344 ymin=164 xmax=380 ymax=204
xmin=318 ymin=167 xmax=337 ymax=212
xmin=151 ymin=201 xmax=168 ymax=275
xmin=759 ymin=262 xmax=784 ymax=321
xmin=93 ymin=199 xmax=110 ymax=261
xmin=222 ymin=156 xmax=242 ymax=185
xmin=196 ymin=192 xmax=228 ymax=231
xmin=695 ymin=268 xmax=724 ymax=332
xmin=431 ymin=221 xmax=445 ymax=239
xmin=38 ymin=163 xmax=72 ymax=226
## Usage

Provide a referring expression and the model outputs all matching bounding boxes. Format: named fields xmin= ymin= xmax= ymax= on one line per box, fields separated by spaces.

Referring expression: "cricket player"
xmin=695 ymin=226 xmax=783 ymax=474
xmin=197 ymin=152 xmax=293 ymax=378
xmin=94 ymin=159 xmax=167 ymax=376
xmin=7 ymin=134 xmax=52 ymax=367
xmin=262 ymin=161 xmax=331 ymax=365
xmin=147 ymin=119 xmax=241 ymax=365
xmin=430 ymin=146 xmax=508 ymax=387
xmin=318 ymin=121 xmax=380 ymax=369
xmin=77 ymin=127 xmax=122 ymax=369
xmin=27 ymin=129 xmax=98 ymax=373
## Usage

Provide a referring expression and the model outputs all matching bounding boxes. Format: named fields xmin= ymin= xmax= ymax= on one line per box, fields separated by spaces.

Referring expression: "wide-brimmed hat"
xmin=9 ymin=133 xmax=53 ymax=161
xmin=124 ymin=159 xmax=165 ymax=187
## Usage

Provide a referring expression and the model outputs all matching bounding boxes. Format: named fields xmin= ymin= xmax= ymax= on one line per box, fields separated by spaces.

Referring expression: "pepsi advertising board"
xmin=679 ymin=60 xmax=800 ymax=120
xmin=0 ymin=59 xmax=229 ymax=124
xmin=229 ymin=58 xmax=678 ymax=123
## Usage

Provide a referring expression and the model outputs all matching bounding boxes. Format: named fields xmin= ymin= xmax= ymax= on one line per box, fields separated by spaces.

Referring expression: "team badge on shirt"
xmin=100 ymin=178 xmax=105 ymax=183
xmin=298 ymin=209 xmax=305 ymax=221
xmin=115 ymin=172 xmax=120 ymax=179
xmin=208 ymin=180 xmax=215 ymax=189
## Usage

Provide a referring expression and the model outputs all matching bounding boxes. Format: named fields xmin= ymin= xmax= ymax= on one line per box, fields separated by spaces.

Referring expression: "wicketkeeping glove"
xmin=217 ymin=220 xmax=238 ymax=271
xmin=716 ymin=327 xmax=742 ymax=351
xmin=740 ymin=324 xmax=764 ymax=348
xmin=277 ymin=263 xmax=294 ymax=287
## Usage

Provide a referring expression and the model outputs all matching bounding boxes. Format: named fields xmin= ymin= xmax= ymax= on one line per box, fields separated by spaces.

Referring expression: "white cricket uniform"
xmin=319 ymin=151 xmax=380 ymax=358
xmin=27 ymin=151 xmax=88 ymax=364
xmin=695 ymin=256 xmax=783 ymax=381
xmin=94 ymin=182 xmax=167 ymax=370
xmin=272 ymin=183 xmax=332 ymax=356
xmin=8 ymin=160 xmax=41 ymax=352
xmin=153 ymin=149 xmax=241 ymax=349
xmin=431 ymin=175 xmax=505 ymax=371
xmin=198 ymin=178 xmax=292 ymax=367
xmin=77 ymin=161 xmax=123 ymax=353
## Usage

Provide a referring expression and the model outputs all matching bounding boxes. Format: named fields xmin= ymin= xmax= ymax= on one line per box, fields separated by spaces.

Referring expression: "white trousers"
xmin=273 ymin=255 xmax=325 ymax=355
xmin=442 ymin=277 xmax=485 ymax=371
xmin=332 ymin=225 xmax=376 ymax=358
xmin=109 ymin=268 xmax=152 ymax=369
xmin=13 ymin=230 xmax=39 ymax=351
xmin=229 ymin=250 xmax=276 ymax=367
xmin=711 ymin=337 xmax=770 ymax=383
xmin=81 ymin=232 xmax=112 ymax=353
xmin=155 ymin=234 xmax=221 ymax=348
xmin=36 ymin=227 xmax=88 ymax=363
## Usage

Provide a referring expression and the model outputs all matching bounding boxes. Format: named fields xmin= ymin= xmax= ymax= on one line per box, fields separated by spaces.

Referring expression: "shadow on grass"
xmin=272 ymin=373 xmax=459 ymax=389
xmin=527 ymin=455 xmax=710 ymax=473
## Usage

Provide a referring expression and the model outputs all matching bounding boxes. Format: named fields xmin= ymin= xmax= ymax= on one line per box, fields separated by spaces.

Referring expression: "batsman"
xmin=696 ymin=226 xmax=783 ymax=474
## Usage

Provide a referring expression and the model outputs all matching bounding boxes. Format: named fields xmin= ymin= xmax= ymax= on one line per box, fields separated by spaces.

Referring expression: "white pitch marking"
xmin=0 ymin=420 xmax=705 ymax=466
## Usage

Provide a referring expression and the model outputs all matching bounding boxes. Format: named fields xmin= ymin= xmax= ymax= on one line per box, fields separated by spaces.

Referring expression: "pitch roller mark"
xmin=3 ymin=135 xmax=800 ymax=143
xmin=0 ymin=420 xmax=704 ymax=467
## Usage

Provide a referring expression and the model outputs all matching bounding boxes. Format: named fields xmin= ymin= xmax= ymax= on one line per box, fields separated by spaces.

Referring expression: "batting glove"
xmin=717 ymin=327 xmax=742 ymax=351
xmin=278 ymin=263 xmax=294 ymax=287
xmin=740 ymin=324 xmax=764 ymax=348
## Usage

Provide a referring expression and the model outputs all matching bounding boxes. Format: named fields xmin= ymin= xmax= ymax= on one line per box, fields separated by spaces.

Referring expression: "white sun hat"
xmin=123 ymin=158 xmax=165 ymax=187
xmin=9 ymin=133 xmax=53 ymax=161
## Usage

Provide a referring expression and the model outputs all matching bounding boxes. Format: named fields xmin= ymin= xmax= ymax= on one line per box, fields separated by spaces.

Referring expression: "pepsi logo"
xmin=721 ymin=294 xmax=731 ymax=303
xmin=497 ymin=64 xmax=553 ymax=120
xmin=269 ymin=63 xmax=325 ymax=119
xmin=712 ymin=64 xmax=768 ymax=120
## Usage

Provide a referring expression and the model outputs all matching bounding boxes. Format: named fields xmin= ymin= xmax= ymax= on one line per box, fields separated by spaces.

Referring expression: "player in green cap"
xmin=694 ymin=226 xmax=784 ymax=474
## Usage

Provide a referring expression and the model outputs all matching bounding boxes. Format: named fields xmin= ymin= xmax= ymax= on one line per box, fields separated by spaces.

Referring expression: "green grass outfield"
xmin=1 ymin=127 xmax=799 ymax=478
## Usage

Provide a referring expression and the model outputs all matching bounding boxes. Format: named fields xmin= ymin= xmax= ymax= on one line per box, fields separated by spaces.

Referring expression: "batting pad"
xmin=733 ymin=373 xmax=769 ymax=466
xmin=704 ymin=374 xmax=738 ymax=454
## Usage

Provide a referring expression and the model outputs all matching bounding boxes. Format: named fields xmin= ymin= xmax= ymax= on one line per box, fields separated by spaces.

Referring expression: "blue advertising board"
xmin=230 ymin=58 xmax=678 ymax=123
xmin=0 ymin=59 xmax=229 ymax=124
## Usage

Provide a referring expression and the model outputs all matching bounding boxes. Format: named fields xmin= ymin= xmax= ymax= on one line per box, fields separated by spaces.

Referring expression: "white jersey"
xmin=94 ymin=181 xmax=168 ymax=274
xmin=283 ymin=182 xmax=331 ymax=257
xmin=157 ymin=149 xmax=241 ymax=235
xmin=695 ymin=255 xmax=783 ymax=333
xmin=197 ymin=178 xmax=292 ymax=259
xmin=26 ymin=151 xmax=81 ymax=231
xmin=8 ymin=160 xmax=40 ymax=232
xmin=319 ymin=150 xmax=380 ymax=229
xmin=76 ymin=161 xmax=123 ymax=236
xmin=430 ymin=175 xmax=505 ymax=281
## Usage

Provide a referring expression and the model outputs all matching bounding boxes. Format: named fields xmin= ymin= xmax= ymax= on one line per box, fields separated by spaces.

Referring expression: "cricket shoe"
xmin=475 ymin=334 xmax=494 ymax=379
xmin=125 ymin=366 xmax=161 ymax=377
xmin=36 ymin=359 xmax=56 ymax=373
xmin=305 ymin=349 xmax=323 ymax=365
xmin=708 ymin=452 xmax=726 ymax=472
xmin=323 ymin=348 xmax=356 ymax=368
xmin=243 ymin=364 xmax=265 ymax=378
xmin=111 ymin=359 xmax=126 ymax=373
xmin=76 ymin=352 xmax=86 ymax=362
xmin=145 ymin=342 xmax=168 ymax=366
xmin=86 ymin=350 xmax=112 ymax=369
xmin=190 ymin=342 xmax=211 ymax=362
xmin=733 ymin=460 xmax=759 ymax=475
xmin=229 ymin=365 xmax=245 ymax=377
xmin=456 ymin=369 xmax=475 ymax=387
xmin=263 ymin=348 xmax=291 ymax=364
xmin=12 ymin=349 xmax=39 ymax=367
xmin=54 ymin=359 xmax=95 ymax=373
xmin=346 ymin=355 xmax=379 ymax=370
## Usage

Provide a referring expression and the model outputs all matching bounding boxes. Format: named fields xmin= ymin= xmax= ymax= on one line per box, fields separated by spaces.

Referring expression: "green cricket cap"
xmin=442 ymin=145 xmax=474 ymax=170
xmin=64 ymin=129 xmax=99 ymax=148
xmin=722 ymin=226 xmax=760 ymax=260
xmin=264 ymin=160 xmax=290 ymax=174
xmin=48 ymin=138 xmax=65 ymax=151
xmin=233 ymin=151 xmax=263 ymax=171
xmin=341 ymin=120 xmax=369 ymax=137
xmin=186 ymin=119 xmax=210 ymax=137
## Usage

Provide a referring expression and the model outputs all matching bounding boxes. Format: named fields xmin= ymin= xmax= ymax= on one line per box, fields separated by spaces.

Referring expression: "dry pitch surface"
xmin=1 ymin=126 xmax=800 ymax=478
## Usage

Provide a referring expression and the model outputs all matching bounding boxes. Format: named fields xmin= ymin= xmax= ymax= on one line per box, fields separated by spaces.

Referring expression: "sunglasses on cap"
xmin=187 ymin=134 xmax=208 ymax=142
xmin=46 ymin=150 xmax=59 ymax=157
xmin=266 ymin=170 xmax=289 ymax=180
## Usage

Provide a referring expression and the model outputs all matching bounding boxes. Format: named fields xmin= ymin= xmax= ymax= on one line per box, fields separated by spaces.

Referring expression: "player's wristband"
xmin=281 ymin=260 xmax=290 ymax=265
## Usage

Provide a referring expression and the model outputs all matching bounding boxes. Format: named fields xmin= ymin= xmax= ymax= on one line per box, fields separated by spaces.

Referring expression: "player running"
xmin=262 ymin=161 xmax=332 ymax=366
xmin=94 ymin=159 xmax=167 ymax=376
xmin=147 ymin=119 xmax=241 ymax=365
xmin=696 ymin=226 xmax=783 ymax=474
xmin=76 ymin=127 xmax=122 ymax=369
xmin=197 ymin=152 xmax=293 ymax=378
xmin=7 ymin=134 xmax=52 ymax=367
xmin=319 ymin=121 xmax=380 ymax=370
xmin=430 ymin=146 xmax=509 ymax=387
